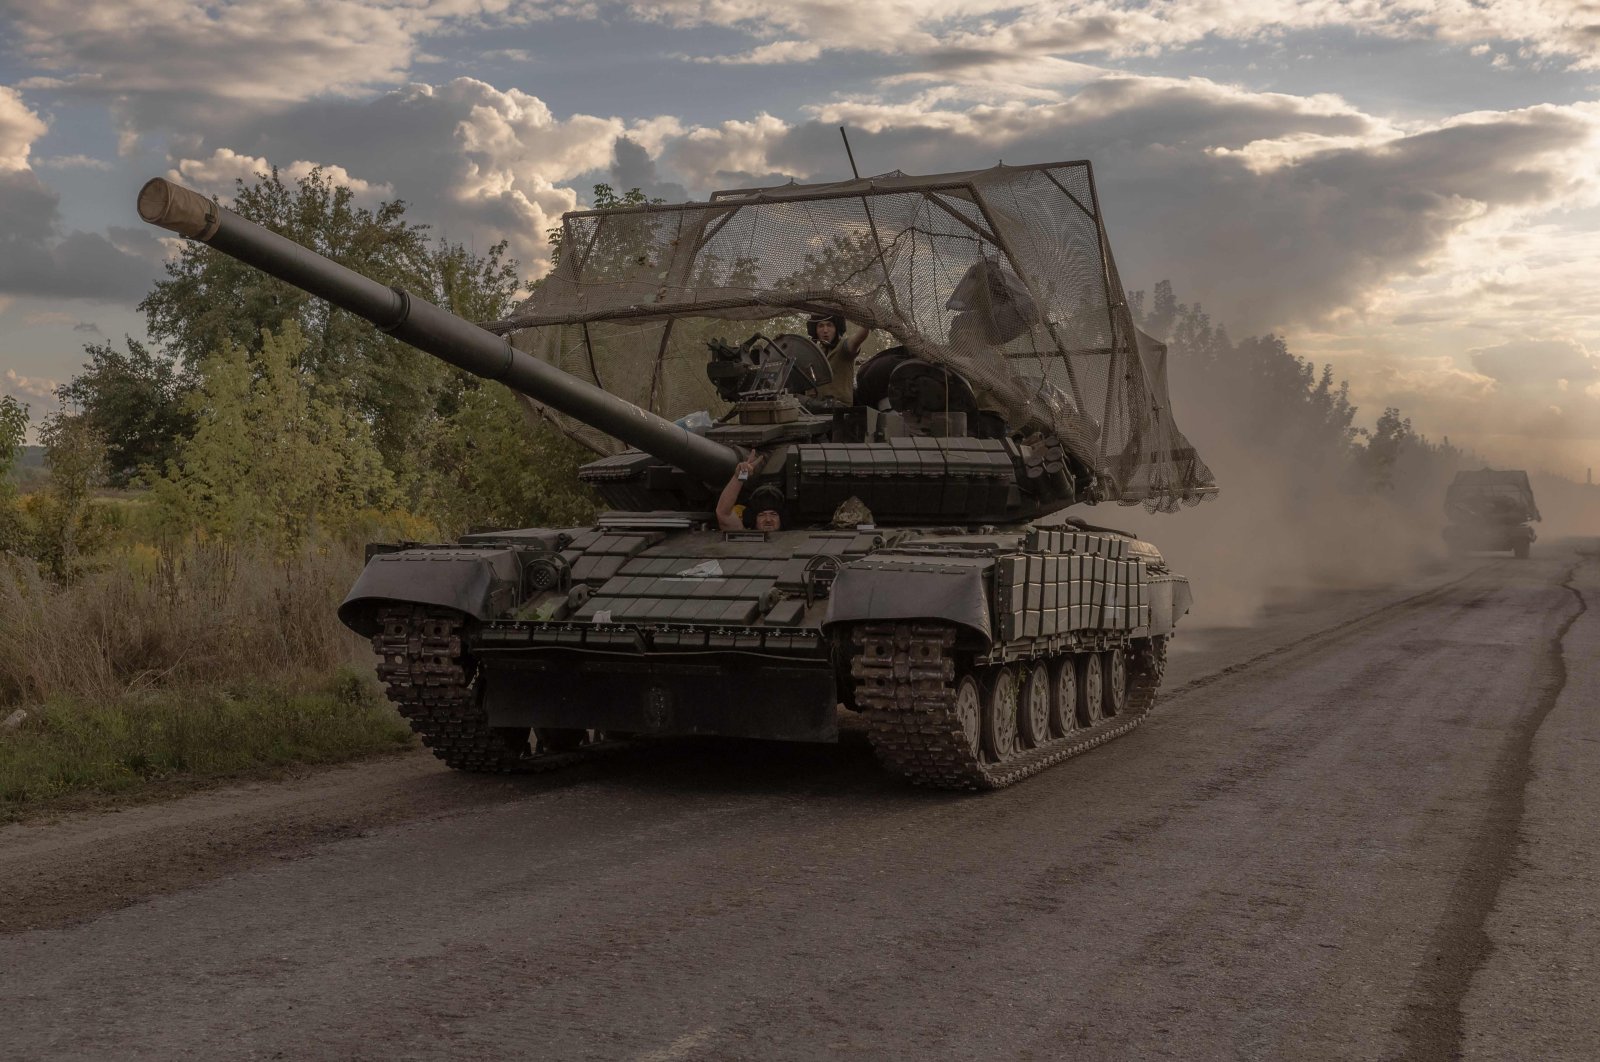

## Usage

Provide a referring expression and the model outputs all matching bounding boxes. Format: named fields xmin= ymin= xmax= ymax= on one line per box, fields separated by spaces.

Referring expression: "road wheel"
xmin=1513 ymin=541 xmax=1530 ymax=559
xmin=1102 ymin=647 xmax=1128 ymax=718
xmin=1017 ymin=663 xmax=1052 ymax=749
xmin=953 ymin=673 xmax=983 ymax=758
xmin=982 ymin=665 xmax=1021 ymax=762
xmin=1076 ymin=652 xmax=1105 ymax=728
xmin=1050 ymin=657 xmax=1081 ymax=738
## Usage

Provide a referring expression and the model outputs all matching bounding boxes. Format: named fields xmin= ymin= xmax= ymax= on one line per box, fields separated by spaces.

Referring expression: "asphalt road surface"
xmin=3 ymin=538 xmax=1596 ymax=1061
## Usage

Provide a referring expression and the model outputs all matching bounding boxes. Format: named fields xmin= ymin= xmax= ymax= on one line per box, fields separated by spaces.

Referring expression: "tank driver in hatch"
xmin=716 ymin=451 xmax=784 ymax=532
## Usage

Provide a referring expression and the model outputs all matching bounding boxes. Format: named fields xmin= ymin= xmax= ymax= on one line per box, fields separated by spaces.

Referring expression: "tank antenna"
xmin=838 ymin=126 xmax=904 ymax=323
xmin=839 ymin=126 xmax=862 ymax=179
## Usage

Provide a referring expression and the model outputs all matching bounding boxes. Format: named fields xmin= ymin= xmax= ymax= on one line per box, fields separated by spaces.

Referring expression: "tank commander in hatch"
xmin=716 ymin=451 xmax=785 ymax=532
xmin=807 ymin=312 xmax=870 ymax=404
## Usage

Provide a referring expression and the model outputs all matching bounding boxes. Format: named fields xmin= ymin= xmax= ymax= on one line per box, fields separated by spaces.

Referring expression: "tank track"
xmin=851 ymin=622 xmax=1167 ymax=790
xmin=373 ymin=604 xmax=620 ymax=774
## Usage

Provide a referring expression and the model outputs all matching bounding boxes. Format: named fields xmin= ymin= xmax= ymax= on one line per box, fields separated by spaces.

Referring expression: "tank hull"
xmin=348 ymin=517 xmax=1191 ymax=788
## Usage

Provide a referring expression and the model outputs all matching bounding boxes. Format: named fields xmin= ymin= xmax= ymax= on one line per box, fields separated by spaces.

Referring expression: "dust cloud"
xmin=1107 ymin=441 xmax=1599 ymax=632
xmin=1104 ymin=403 xmax=1450 ymax=629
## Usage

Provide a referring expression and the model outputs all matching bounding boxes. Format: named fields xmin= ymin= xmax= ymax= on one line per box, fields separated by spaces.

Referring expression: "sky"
xmin=1 ymin=0 xmax=1598 ymax=479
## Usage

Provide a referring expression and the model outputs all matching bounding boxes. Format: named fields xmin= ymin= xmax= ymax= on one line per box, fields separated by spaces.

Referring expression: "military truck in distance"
xmin=1443 ymin=469 xmax=1540 ymax=559
xmin=137 ymin=161 xmax=1215 ymax=790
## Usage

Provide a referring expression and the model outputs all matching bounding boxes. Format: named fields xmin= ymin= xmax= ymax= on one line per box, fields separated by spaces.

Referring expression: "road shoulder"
xmin=1462 ymin=542 xmax=1600 ymax=1059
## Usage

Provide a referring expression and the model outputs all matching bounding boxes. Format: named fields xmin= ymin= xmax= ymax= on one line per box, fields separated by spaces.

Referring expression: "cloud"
xmin=163 ymin=79 xmax=664 ymax=273
xmin=31 ymin=154 xmax=115 ymax=171
xmin=0 ymin=92 xmax=164 ymax=301
xmin=608 ymin=136 xmax=687 ymax=202
xmin=6 ymin=0 xmax=1597 ymax=159
xmin=636 ymin=1 xmax=1600 ymax=73
xmin=661 ymin=112 xmax=799 ymax=190
xmin=3 ymin=368 xmax=60 ymax=406
xmin=170 ymin=148 xmax=393 ymax=198
xmin=693 ymin=40 xmax=823 ymax=65
xmin=0 ymin=217 xmax=162 ymax=301
xmin=0 ymin=86 xmax=48 ymax=171
xmin=5 ymin=0 xmax=481 ymax=105
xmin=609 ymin=73 xmax=1600 ymax=478
xmin=1470 ymin=337 xmax=1600 ymax=388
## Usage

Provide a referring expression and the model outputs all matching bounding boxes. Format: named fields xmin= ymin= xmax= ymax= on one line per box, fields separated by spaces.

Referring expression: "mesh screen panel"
xmin=495 ymin=162 xmax=1214 ymax=510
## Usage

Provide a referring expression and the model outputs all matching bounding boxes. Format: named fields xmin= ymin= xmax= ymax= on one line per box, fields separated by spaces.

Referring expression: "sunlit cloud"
xmin=169 ymin=148 xmax=393 ymax=199
xmin=2 ymin=367 xmax=60 ymax=405
xmin=637 ymin=1 xmax=1600 ymax=73
xmin=165 ymin=79 xmax=679 ymax=273
xmin=0 ymin=86 xmax=49 ymax=172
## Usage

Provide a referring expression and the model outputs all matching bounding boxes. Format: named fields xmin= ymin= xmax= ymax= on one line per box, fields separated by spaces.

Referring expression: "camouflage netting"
xmin=493 ymin=161 xmax=1215 ymax=509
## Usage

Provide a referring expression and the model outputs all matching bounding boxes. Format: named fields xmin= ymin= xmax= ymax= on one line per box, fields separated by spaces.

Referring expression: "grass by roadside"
xmin=0 ymin=539 xmax=425 ymax=821
xmin=0 ymin=668 xmax=415 ymax=821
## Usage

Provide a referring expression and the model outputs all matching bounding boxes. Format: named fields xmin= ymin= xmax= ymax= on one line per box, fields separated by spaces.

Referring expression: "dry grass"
xmin=0 ymin=541 xmax=417 ymax=816
xmin=0 ymin=541 xmax=370 ymax=704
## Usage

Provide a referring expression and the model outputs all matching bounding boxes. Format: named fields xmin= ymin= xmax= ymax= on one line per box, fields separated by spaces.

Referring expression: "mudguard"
xmin=822 ymin=556 xmax=993 ymax=646
xmin=338 ymin=548 xmax=523 ymax=637
xmin=1145 ymin=574 xmax=1193 ymax=637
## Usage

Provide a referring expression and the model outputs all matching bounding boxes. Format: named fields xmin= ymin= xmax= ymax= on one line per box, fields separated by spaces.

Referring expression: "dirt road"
xmin=3 ymin=539 xmax=1595 ymax=1061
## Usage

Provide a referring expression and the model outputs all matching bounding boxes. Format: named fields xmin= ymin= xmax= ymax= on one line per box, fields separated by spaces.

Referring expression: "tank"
xmin=1443 ymin=469 xmax=1539 ymax=559
xmin=137 ymin=161 xmax=1216 ymax=790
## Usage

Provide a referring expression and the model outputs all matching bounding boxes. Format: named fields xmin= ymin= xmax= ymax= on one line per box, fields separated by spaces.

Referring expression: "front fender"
xmin=1144 ymin=573 xmax=1192 ymax=637
xmin=822 ymin=557 xmax=993 ymax=646
xmin=338 ymin=548 xmax=523 ymax=637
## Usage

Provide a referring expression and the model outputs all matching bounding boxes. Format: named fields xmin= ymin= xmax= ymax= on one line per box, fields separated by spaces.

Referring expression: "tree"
xmin=1357 ymin=407 xmax=1415 ymax=493
xmin=392 ymin=234 xmax=599 ymax=529
xmin=152 ymin=324 xmax=399 ymax=554
xmin=139 ymin=166 xmax=441 ymax=466
xmin=0 ymin=396 xmax=28 ymax=553
xmin=546 ymin=184 xmax=657 ymax=269
xmin=0 ymin=396 xmax=25 ymax=483
xmin=28 ymin=407 xmax=110 ymax=580
xmin=56 ymin=339 xmax=193 ymax=486
xmin=411 ymin=384 xmax=598 ymax=535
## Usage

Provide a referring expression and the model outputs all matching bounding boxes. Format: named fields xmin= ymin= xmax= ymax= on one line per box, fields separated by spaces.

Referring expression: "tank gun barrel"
xmin=136 ymin=177 xmax=740 ymax=485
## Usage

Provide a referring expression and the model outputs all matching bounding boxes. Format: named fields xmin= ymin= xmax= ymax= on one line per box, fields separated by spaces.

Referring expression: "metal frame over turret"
xmin=490 ymin=160 xmax=1215 ymax=513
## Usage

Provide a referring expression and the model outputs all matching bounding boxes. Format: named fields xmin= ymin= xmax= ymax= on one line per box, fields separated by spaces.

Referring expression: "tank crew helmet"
xmin=806 ymin=312 xmax=846 ymax=345
xmin=744 ymin=484 xmax=788 ymax=531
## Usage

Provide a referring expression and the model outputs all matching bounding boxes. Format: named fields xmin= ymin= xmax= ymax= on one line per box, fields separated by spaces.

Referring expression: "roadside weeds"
xmin=0 ymin=668 xmax=414 ymax=822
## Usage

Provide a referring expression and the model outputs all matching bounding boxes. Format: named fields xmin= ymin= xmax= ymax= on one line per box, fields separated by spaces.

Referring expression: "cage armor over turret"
xmin=138 ymin=161 xmax=1213 ymax=790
